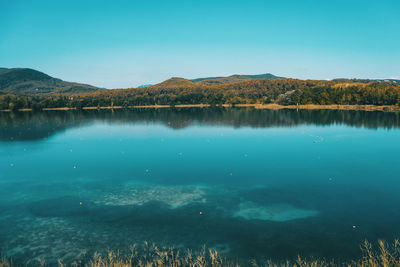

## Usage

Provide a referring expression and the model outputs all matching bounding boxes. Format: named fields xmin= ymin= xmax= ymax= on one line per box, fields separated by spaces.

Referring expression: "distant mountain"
xmin=137 ymin=84 xmax=153 ymax=88
xmin=0 ymin=68 xmax=103 ymax=94
xmin=192 ymin=73 xmax=284 ymax=85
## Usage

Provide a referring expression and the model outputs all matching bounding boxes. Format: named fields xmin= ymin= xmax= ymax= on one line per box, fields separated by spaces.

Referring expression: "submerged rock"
xmin=96 ymin=184 xmax=207 ymax=209
xmin=233 ymin=201 xmax=318 ymax=222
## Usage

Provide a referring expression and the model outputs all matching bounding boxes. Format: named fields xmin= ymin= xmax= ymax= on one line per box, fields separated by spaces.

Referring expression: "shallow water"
xmin=1 ymin=108 xmax=400 ymax=264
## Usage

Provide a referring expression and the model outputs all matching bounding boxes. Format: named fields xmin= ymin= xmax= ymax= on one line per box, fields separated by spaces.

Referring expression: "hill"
xmin=151 ymin=77 xmax=198 ymax=88
xmin=0 ymin=68 xmax=103 ymax=94
xmin=1 ymin=71 xmax=400 ymax=110
xmin=192 ymin=73 xmax=284 ymax=85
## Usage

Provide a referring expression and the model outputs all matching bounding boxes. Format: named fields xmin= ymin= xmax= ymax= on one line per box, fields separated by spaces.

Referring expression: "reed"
xmin=1 ymin=240 xmax=400 ymax=267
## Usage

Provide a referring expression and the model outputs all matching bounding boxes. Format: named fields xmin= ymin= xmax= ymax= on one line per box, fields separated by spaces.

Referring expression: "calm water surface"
xmin=1 ymin=108 xmax=400 ymax=264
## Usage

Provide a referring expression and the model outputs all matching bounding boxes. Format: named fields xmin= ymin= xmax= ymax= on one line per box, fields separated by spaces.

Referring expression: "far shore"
xmin=1 ymin=104 xmax=399 ymax=112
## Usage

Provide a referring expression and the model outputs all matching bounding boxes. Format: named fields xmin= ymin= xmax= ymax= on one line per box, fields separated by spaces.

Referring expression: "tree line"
xmin=1 ymin=78 xmax=400 ymax=110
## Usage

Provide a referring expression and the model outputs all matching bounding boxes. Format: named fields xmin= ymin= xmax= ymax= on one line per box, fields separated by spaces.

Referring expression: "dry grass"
xmin=86 ymin=243 xmax=232 ymax=267
xmin=0 ymin=257 xmax=11 ymax=267
xmin=1 ymin=240 xmax=400 ymax=267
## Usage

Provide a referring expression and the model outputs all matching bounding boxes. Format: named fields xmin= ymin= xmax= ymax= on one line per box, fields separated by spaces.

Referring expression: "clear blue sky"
xmin=1 ymin=0 xmax=399 ymax=88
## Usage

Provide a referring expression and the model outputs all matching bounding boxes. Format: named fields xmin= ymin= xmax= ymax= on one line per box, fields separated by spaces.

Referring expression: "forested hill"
xmin=1 ymin=73 xmax=400 ymax=110
xmin=192 ymin=73 xmax=284 ymax=85
xmin=0 ymin=68 xmax=103 ymax=94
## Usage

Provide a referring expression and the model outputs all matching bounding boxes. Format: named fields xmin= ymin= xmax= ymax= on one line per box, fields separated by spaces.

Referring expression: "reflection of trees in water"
xmin=0 ymin=108 xmax=399 ymax=141
xmin=0 ymin=111 xmax=93 ymax=141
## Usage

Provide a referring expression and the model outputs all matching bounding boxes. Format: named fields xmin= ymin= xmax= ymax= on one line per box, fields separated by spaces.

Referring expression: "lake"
xmin=1 ymin=108 xmax=400 ymax=264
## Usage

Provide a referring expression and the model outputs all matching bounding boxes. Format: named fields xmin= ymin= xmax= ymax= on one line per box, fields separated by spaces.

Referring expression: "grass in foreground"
xmin=1 ymin=240 xmax=400 ymax=267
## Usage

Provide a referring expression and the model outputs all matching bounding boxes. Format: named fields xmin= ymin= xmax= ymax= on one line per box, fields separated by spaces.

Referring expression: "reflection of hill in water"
xmin=1 ymin=108 xmax=399 ymax=141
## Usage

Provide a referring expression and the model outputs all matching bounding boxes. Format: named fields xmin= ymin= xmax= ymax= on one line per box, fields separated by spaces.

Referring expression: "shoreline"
xmin=1 ymin=104 xmax=399 ymax=112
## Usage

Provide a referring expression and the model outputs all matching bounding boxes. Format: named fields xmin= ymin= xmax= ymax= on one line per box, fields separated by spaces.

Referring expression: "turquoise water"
xmin=1 ymin=108 xmax=400 ymax=264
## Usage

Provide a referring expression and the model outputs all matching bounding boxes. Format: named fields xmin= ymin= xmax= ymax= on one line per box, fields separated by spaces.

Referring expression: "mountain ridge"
xmin=191 ymin=73 xmax=284 ymax=85
xmin=1 ymin=68 xmax=399 ymax=95
xmin=0 ymin=68 xmax=103 ymax=94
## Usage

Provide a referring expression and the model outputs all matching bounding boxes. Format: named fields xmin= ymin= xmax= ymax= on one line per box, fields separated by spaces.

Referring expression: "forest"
xmin=1 ymin=78 xmax=400 ymax=110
